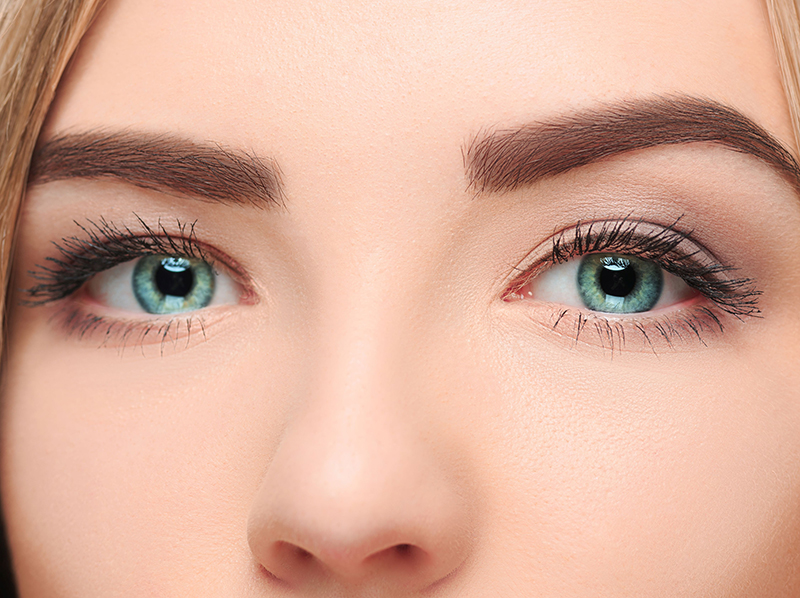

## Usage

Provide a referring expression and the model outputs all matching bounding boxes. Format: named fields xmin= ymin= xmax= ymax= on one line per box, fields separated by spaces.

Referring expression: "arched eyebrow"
xmin=464 ymin=95 xmax=800 ymax=195
xmin=28 ymin=131 xmax=285 ymax=209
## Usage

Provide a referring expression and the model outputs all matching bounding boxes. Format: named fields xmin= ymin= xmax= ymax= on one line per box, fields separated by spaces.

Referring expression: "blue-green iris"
xmin=577 ymin=254 xmax=663 ymax=314
xmin=133 ymin=255 xmax=215 ymax=314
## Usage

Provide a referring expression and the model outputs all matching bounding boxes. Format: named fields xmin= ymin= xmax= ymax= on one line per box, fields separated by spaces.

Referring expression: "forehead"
xmin=44 ymin=0 xmax=792 ymax=159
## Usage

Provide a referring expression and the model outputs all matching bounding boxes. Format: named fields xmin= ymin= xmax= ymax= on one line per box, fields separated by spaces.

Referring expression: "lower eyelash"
xmin=546 ymin=303 xmax=726 ymax=354
xmin=53 ymin=304 xmax=208 ymax=355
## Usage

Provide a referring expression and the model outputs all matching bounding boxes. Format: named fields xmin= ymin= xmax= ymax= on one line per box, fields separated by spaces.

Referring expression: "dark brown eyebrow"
xmin=29 ymin=131 xmax=285 ymax=208
xmin=465 ymin=96 xmax=800 ymax=195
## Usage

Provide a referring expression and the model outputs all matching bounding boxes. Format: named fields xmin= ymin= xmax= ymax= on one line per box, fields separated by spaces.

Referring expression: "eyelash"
xmin=503 ymin=216 xmax=761 ymax=350
xmin=26 ymin=216 xmax=208 ymax=303
xmin=25 ymin=215 xmax=760 ymax=353
xmin=24 ymin=217 xmax=226 ymax=351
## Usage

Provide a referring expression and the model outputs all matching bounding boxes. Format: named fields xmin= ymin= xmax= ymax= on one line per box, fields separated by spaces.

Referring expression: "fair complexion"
xmin=3 ymin=0 xmax=800 ymax=596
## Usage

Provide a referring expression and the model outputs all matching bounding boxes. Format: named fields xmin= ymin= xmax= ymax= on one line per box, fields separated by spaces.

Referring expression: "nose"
xmin=247 ymin=344 xmax=474 ymax=593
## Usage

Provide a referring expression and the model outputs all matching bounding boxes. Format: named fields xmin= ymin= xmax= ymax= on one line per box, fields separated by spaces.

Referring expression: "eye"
xmin=519 ymin=252 xmax=697 ymax=314
xmin=86 ymin=254 xmax=241 ymax=315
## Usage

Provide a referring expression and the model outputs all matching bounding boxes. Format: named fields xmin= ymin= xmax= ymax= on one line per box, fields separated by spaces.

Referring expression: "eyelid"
xmin=23 ymin=217 xmax=258 ymax=307
xmin=20 ymin=218 xmax=260 ymax=354
xmin=502 ymin=217 xmax=761 ymax=319
xmin=505 ymin=219 xmax=702 ymax=283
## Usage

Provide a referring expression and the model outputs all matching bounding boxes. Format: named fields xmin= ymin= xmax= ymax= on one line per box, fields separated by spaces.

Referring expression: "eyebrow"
xmin=464 ymin=95 xmax=800 ymax=194
xmin=29 ymin=131 xmax=285 ymax=208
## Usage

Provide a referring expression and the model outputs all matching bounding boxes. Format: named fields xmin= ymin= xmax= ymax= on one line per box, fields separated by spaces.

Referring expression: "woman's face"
xmin=3 ymin=0 xmax=800 ymax=595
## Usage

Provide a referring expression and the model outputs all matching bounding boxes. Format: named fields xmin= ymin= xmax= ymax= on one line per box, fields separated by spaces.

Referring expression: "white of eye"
xmin=523 ymin=257 xmax=696 ymax=312
xmin=85 ymin=257 xmax=240 ymax=314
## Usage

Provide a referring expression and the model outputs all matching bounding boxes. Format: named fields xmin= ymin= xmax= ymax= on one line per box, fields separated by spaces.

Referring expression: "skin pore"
xmin=3 ymin=0 xmax=800 ymax=596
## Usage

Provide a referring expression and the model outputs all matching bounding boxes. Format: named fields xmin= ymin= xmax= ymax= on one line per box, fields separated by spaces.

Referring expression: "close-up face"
xmin=2 ymin=0 xmax=800 ymax=596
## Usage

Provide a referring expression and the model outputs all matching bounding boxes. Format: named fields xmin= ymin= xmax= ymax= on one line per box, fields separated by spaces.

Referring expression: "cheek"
xmin=0 ymin=309 xmax=303 ymax=594
xmin=475 ymin=327 xmax=800 ymax=593
xmin=3 ymin=295 xmax=800 ymax=595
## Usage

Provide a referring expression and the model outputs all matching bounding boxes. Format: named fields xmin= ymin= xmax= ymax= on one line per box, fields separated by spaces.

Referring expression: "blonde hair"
xmin=768 ymin=0 xmax=800 ymax=144
xmin=0 ymin=0 xmax=103 ymax=347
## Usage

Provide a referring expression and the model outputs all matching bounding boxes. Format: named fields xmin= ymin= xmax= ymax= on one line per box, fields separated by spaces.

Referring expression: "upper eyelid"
xmin=502 ymin=218 xmax=761 ymax=318
xmin=22 ymin=218 xmax=254 ymax=305
xmin=510 ymin=218 xmax=714 ymax=276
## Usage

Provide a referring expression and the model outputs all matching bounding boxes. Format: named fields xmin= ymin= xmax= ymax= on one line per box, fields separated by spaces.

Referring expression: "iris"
xmin=577 ymin=254 xmax=663 ymax=313
xmin=132 ymin=255 xmax=215 ymax=314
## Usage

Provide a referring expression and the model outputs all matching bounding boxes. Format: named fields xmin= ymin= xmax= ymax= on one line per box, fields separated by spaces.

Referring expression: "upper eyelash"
xmin=25 ymin=215 xmax=762 ymax=325
xmin=23 ymin=216 xmax=209 ymax=305
xmin=507 ymin=216 xmax=762 ymax=318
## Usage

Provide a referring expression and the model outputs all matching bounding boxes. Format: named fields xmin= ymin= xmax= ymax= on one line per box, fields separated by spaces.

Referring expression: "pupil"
xmin=155 ymin=258 xmax=194 ymax=297
xmin=599 ymin=261 xmax=637 ymax=297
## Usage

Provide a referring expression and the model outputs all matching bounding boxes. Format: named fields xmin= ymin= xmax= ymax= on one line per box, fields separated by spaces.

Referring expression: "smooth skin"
xmin=3 ymin=0 xmax=800 ymax=596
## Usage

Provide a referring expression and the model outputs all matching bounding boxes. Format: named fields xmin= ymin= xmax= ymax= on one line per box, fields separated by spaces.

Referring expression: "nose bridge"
xmin=310 ymin=231 xmax=425 ymax=403
xmin=259 ymin=274 xmax=432 ymax=528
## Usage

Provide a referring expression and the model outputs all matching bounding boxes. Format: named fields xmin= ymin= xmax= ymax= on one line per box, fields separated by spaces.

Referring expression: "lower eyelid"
xmin=508 ymin=301 xmax=727 ymax=354
xmin=49 ymin=303 xmax=219 ymax=352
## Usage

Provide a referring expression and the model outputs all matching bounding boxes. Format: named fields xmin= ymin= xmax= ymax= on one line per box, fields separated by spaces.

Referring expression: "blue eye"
xmin=133 ymin=256 xmax=215 ymax=314
xmin=577 ymin=254 xmax=663 ymax=313
xmin=522 ymin=253 xmax=695 ymax=315
xmin=86 ymin=254 xmax=240 ymax=315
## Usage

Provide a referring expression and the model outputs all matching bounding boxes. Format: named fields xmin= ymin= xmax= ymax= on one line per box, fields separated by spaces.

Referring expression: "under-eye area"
xmin=46 ymin=304 xmax=212 ymax=353
xmin=503 ymin=217 xmax=762 ymax=351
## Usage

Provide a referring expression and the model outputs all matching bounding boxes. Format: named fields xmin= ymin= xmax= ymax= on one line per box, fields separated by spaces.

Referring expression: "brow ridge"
xmin=29 ymin=131 xmax=285 ymax=208
xmin=465 ymin=95 xmax=800 ymax=194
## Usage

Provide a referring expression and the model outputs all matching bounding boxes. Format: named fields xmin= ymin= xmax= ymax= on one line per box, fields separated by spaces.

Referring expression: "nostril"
xmin=374 ymin=543 xmax=426 ymax=568
xmin=259 ymin=542 xmax=321 ymax=586
xmin=294 ymin=546 xmax=313 ymax=561
xmin=389 ymin=543 xmax=425 ymax=569
xmin=274 ymin=541 xmax=317 ymax=572
xmin=265 ymin=540 xmax=429 ymax=585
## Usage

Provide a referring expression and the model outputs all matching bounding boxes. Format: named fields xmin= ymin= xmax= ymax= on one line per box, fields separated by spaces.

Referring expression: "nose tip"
xmin=246 ymin=400 xmax=474 ymax=592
